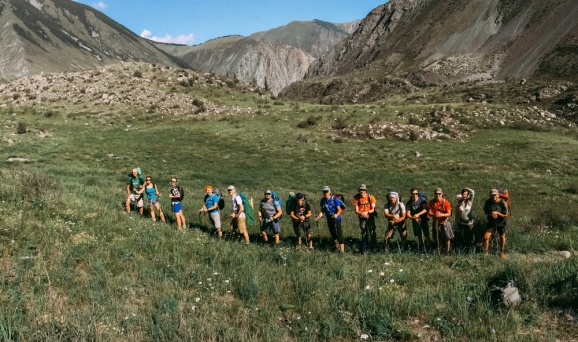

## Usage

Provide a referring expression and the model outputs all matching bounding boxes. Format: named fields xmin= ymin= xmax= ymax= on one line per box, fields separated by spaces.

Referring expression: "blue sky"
xmin=74 ymin=1 xmax=387 ymax=45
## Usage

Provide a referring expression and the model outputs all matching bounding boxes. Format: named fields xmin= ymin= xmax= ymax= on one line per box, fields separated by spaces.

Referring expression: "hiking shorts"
xmin=128 ymin=194 xmax=143 ymax=208
xmin=232 ymin=217 xmax=247 ymax=234
xmin=385 ymin=221 xmax=406 ymax=239
xmin=486 ymin=223 xmax=506 ymax=235
xmin=261 ymin=219 xmax=281 ymax=233
xmin=293 ymin=220 xmax=311 ymax=237
xmin=147 ymin=198 xmax=159 ymax=206
xmin=171 ymin=201 xmax=182 ymax=213
xmin=209 ymin=211 xmax=221 ymax=230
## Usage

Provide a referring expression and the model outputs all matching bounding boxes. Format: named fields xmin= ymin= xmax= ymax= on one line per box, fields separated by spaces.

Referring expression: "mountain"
xmin=0 ymin=0 xmax=182 ymax=82
xmin=157 ymin=20 xmax=359 ymax=95
xmin=248 ymin=19 xmax=359 ymax=59
xmin=282 ymin=0 xmax=578 ymax=103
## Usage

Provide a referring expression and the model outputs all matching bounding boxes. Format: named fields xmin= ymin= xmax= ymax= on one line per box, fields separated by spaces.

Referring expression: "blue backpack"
xmin=271 ymin=191 xmax=283 ymax=220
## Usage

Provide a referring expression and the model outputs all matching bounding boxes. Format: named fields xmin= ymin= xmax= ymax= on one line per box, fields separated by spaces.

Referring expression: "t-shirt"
xmin=483 ymin=198 xmax=508 ymax=227
xmin=384 ymin=201 xmax=406 ymax=217
xmin=353 ymin=194 xmax=376 ymax=214
xmin=320 ymin=196 xmax=342 ymax=221
xmin=406 ymin=198 xmax=428 ymax=217
xmin=127 ymin=175 xmax=145 ymax=194
xmin=231 ymin=194 xmax=246 ymax=219
xmin=204 ymin=193 xmax=220 ymax=213
xmin=260 ymin=198 xmax=281 ymax=218
xmin=170 ymin=186 xmax=183 ymax=203
xmin=428 ymin=198 xmax=451 ymax=224
xmin=290 ymin=201 xmax=312 ymax=221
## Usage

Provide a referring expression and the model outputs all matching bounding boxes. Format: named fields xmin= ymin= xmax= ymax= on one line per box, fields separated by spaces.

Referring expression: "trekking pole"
xmin=435 ymin=219 xmax=440 ymax=255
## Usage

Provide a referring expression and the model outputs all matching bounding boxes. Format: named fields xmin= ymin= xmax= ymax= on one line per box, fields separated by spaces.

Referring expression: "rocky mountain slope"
xmin=156 ymin=20 xmax=359 ymax=96
xmin=0 ymin=0 xmax=182 ymax=82
xmin=282 ymin=0 xmax=578 ymax=103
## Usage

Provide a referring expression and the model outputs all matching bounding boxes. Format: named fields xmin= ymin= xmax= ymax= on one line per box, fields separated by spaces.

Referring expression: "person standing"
xmin=353 ymin=184 xmax=377 ymax=253
xmin=383 ymin=192 xmax=407 ymax=251
xmin=428 ymin=188 xmax=452 ymax=254
xmin=289 ymin=193 xmax=313 ymax=250
xmin=228 ymin=185 xmax=250 ymax=244
xmin=168 ymin=177 xmax=186 ymax=230
xmin=258 ymin=190 xmax=283 ymax=246
xmin=125 ymin=168 xmax=144 ymax=214
xmin=315 ymin=186 xmax=345 ymax=253
xmin=483 ymin=189 xmax=509 ymax=259
xmin=137 ymin=176 xmax=166 ymax=223
xmin=455 ymin=188 xmax=475 ymax=250
xmin=199 ymin=185 xmax=222 ymax=238
xmin=405 ymin=187 xmax=430 ymax=250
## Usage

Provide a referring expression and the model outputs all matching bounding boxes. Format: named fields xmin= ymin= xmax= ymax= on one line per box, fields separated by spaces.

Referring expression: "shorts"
xmin=386 ymin=221 xmax=406 ymax=235
xmin=261 ymin=219 xmax=281 ymax=233
xmin=209 ymin=211 xmax=221 ymax=230
xmin=293 ymin=220 xmax=311 ymax=236
xmin=147 ymin=198 xmax=159 ymax=206
xmin=129 ymin=194 xmax=143 ymax=208
xmin=171 ymin=201 xmax=182 ymax=213
xmin=232 ymin=216 xmax=247 ymax=234
xmin=486 ymin=224 xmax=506 ymax=235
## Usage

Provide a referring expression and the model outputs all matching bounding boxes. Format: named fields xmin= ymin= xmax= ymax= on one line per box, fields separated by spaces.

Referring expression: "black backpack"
xmin=214 ymin=189 xmax=225 ymax=210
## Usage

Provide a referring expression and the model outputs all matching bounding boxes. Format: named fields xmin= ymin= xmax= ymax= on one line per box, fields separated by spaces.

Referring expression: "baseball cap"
xmin=490 ymin=188 xmax=499 ymax=196
xmin=204 ymin=185 xmax=213 ymax=190
xmin=295 ymin=192 xmax=304 ymax=199
xmin=359 ymin=184 xmax=367 ymax=191
xmin=265 ymin=190 xmax=272 ymax=195
xmin=227 ymin=185 xmax=235 ymax=190
xmin=322 ymin=186 xmax=330 ymax=192
xmin=435 ymin=188 xmax=443 ymax=194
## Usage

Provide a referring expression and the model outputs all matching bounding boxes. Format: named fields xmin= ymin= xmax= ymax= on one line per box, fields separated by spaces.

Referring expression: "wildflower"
xmin=390 ymin=279 xmax=395 ymax=283
xmin=379 ymin=272 xmax=385 ymax=276
xmin=365 ymin=285 xmax=371 ymax=290
xmin=360 ymin=333 xmax=369 ymax=340
xmin=195 ymin=298 xmax=201 ymax=302
xmin=367 ymin=269 xmax=373 ymax=273
xmin=399 ymin=269 xmax=404 ymax=272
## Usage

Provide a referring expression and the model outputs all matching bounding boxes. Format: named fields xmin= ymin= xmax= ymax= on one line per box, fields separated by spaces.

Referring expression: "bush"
xmin=16 ymin=121 xmax=27 ymax=134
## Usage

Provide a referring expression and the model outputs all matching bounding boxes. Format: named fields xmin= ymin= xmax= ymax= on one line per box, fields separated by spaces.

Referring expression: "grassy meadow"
xmin=1 ymin=75 xmax=578 ymax=341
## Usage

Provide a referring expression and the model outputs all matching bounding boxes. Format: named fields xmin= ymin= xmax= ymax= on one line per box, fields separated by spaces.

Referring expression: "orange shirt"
xmin=353 ymin=194 xmax=376 ymax=214
xmin=428 ymin=198 xmax=451 ymax=224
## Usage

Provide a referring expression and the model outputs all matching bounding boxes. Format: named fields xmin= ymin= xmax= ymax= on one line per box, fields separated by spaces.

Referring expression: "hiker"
xmin=383 ymin=192 xmax=407 ymax=251
xmin=258 ymin=190 xmax=283 ymax=245
xmin=315 ymin=186 xmax=345 ymax=253
xmin=289 ymin=192 xmax=313 ymax=250
xmin=136 ymin=176 xmax=166 ymax=223
xmin=483 ymin=188 xmax=509 ymax=259
xmin=405 ymin=187 xmax=430 ymax=250
xmin=455 ymin=188 xmax=475 ymax=250
xmin=199 ymin=185 xmax=222 ymax=238
xmin=228 ymin=185 xmax=250 ymax=244
xmin=428 ymin=188 xmax=452 ymax=254
xmin=125 ymin=168 xmax=145 ymax=214
xmin=168 ymin=177 xmax=186 ymax=230
xmin=353 ymin=184 xmax=377 ymax=253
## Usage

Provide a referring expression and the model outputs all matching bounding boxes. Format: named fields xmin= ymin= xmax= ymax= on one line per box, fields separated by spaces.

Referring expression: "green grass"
xmin=0 ymin=84 xmax=578 ymax=341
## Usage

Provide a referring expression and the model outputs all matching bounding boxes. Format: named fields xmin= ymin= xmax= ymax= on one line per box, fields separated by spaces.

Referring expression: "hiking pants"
xmin=327 ymin=218 xmax=344 ymax=244
xmin=359 ymin=216 xmax=377 ymax=246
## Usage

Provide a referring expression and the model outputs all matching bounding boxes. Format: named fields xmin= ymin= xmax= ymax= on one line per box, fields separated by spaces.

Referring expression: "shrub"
xmin=16 ymin=121 xmax=27 ymax=134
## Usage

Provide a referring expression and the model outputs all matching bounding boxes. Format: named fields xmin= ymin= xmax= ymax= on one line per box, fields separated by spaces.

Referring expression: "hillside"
xmin=0 ymin=0 xmax=182 ymax=82
xmin=282 ymin=0 xmax=578 ymax=103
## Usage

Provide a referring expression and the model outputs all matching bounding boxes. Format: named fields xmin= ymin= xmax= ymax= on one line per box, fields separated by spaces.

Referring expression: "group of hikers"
xmin=125 ymin=168 xmax=510 ymax=258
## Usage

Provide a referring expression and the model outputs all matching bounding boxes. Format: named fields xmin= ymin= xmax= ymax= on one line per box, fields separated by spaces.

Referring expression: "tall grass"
xmin=0 ymin=92 xmax=577 ymax=340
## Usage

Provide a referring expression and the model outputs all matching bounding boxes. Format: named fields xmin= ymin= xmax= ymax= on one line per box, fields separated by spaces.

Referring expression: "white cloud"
xmin=140 ymin=29 xmax=195 ymax=45
xmin=92 ymin=1 xmax=107 ymax=10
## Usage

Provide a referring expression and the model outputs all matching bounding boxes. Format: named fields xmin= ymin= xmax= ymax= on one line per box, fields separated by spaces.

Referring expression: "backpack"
xmin=418 ymin=192 xmax=427 ymax=205
xmin=271 ymin=191 xmax=283 ymax=220
xmin=238 ymin=192 xmax=254 ymax=226
xmin=497 ymin=188 xmax=511 ymax=218
xmin=286 ymin=192 xmax=296 ymax=214
xmin=214 ymin=189 xmax=225 ymax=210
xmin=354 ymin=193 xmax=377 ymax=219
xmin=334 ymin=194 xmax=346 ymax=210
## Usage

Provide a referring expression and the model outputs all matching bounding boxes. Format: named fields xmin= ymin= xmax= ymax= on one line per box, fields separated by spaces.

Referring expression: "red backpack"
xmin=498 ymin=188 xmax=511 ymax=218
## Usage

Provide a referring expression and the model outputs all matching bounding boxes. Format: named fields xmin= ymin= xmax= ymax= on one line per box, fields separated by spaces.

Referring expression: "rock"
xmin=560 ymin=251 xmax=571 ymax=258
xmin=7 ymin=158 xmax=29 ymax=162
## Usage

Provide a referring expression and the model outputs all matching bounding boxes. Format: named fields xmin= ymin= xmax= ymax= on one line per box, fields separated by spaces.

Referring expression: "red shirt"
xmin=428 ymin=198 xmax=451 ymax=224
